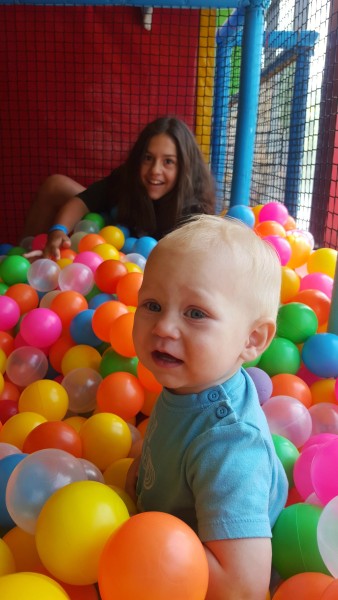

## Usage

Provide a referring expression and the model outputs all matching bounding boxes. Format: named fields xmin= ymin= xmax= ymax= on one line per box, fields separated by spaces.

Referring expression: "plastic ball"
xmin=137 ymin=360 xmax=163 ymax=393
xmin=98 ymin=511 xmax=209 ymax=600
xmin=0 ymin=572 xmax=71 ymax=599
xmin=103 ymin=457 xmax=134 ymax=489
xmin=0 ymin=453 xmax=28 ymax=528
xmin=5 ymin=346 xmax=48 ymax=386
xmin=27 ymin=259 xmax=61 ymax=292
xmin=84 ymin=212 xmax=106 ymax=229
xmin=0 ymin=400 xmax=18 ymax=424
xmin=258 ymin=337 xmax=301 ymax=376
xmin=309 ymin=438 xmax=338 ymax=505
xmin=69 ymin=309 xmax=101 ymax=347
xmin=92 ymin=242 xmax=119 ymax=261
xmin=254 ymin=220 xmax=286 ymax=239
xmin=109 ymin=312 xmax=136 ymax=357
xmin=271 ymin=373 xmax=312 ymax=408
xmin=99 ymin=225 xmax=125 ymax=250
xmin=49 ymin=332 xmax=75 ymax=374
xmin=302 ymin=333 xmax=338 ymax=378
xmin=280 ymin=266 xmax=300 ymax=303
xmin=5 ymin=283 xmax=39 ymax=314
xmin=19 ymin=379 xmax=69 ymax=420
xmin=0 ymin=442 xmax=21 ymax=460
xmin=122 ymin=236 xmax=137 ymax=254
xmin=92 ymin=300 xmax=128 ymax=342
xmin=23 ymin=421 xmax=82 ymax=456
xmin=96 ymin=372 xmax=144 ymax=420
xmin=277 ymin=302 xmax=318 ymax=344
xmin=94 ymin=259 xmax=128 ymax=294
xmin=20 ymin=307 xmax=62 ymax=348
xmin=272 ymin=503 xmax=329 ymax=578
xmin=310 ymin=379 xmax=336 ymax=405
xmin=0 ymin=255 xmax=31 ymax=285
xmin=116 ymin=271 xmax=143 ymax=306
xmin=293 ymin=444 xmax=318 ymax=500
xmin=321 ymin=579 xmax=338 ymax=599
xmin=242 ymin=367 xmax=271 ymax=405
xmin=99 ymin=348 xmax=138 ymax=378
xmin=286 ymin=233 xmax=312 ymax=269
xmin=61 ymin=345 xmax=101 ymax=375
xmin=88 ymin=292 xmax=116 ymax=309
xmin=259 ymin=202 xmax=289 ymax=225
xmin=50 ymin=290 xmax=88 ymax=328
xmin=79 ymin=458 xmax=105 ymax=483
xmin=299 ymin=272 xmax=333 ymax=299
xmin=62 ymin=367 xmax=102 ymax=413
xmin=124 ymin=253 xmax=147 ymax=270
xmin=0 ymin=412 xmax=47 ymax=450
xmin=0 ymin=331 xmax=15 ymax=356
xmin=272 ymin=572 xmax=334 ymax=600
xmin=79 ymin=413 xmax=132 ymax=471
xmin=35 ymin=480 xmax=129 ymax=585
xmin=58 ymin=263 xmax=94 ymax=296
xmin=264 ymin=235 xmax=291 ymax=266
xmin=6 ymin=448 xmax=86 ymax=533
xmin=226 ymin=205 xmax=255 ymax=227
xmin=307 ymin=248 xmax=337 ymax=279
xmin=131 ymin=236 xmax=157 ymax=259
xmin=73 ymin=251 xmax=103 ymax=273
xmin=262 ymin=395 xmax=312 ymax=447
xmin=0 ymin=537 xmax=15 ymax=575
xmin=78 ymin=233 xmax=105 ymax=253
xmin=291 ymin=288 xmax=331 ymax=326
xmin=74 ymin=219 xmax=100 ymax=234
xmin=0 ymin=296 xmax=20 ymax=330
xmin=272 ymin=433 xmax=299 ymax=486
xmin=309 ymin=402 xmax=338 ymax=435
xmin=317 ymin=496 xmax=338 ymax=577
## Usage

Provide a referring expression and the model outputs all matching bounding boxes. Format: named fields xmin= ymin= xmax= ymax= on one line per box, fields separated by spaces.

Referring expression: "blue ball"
xmin=116 ymin=224 xmax=131 ymax=239
xmin=132 ymin=236 xmax=157 ymax=259
xmin=302 ymin=333 xmax=338 ymax=378
xmin=226 ymin=205 xmax=255 ymax=228
xmin=122 ymin=236 xmax=138 ymax=254
xmin=69 ymin=309 xmax=102 ymax=347
xmin=0 ymin=243 xmax=13 ymax=255
xmin=88 ymin=292 xmax=116 ymax=310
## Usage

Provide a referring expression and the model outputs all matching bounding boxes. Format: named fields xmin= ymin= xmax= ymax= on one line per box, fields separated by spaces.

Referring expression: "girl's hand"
xmin=43 ymin=230 xmax=71 ymax=260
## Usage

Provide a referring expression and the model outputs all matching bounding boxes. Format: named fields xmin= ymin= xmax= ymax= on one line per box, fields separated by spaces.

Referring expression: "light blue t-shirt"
xmin=136 ymin=368 xmax=288 ymax=542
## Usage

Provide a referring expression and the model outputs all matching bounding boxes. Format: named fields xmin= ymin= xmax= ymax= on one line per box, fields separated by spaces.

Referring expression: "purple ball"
xmin=246 ymin=367 xmax=273 ymax=405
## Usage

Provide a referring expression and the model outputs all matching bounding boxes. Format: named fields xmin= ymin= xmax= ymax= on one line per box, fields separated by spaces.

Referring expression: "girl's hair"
xmin=116 ymin=117 xmax=215 ymax=237
xmin=158 ymin=214 xmax=282 ymax=321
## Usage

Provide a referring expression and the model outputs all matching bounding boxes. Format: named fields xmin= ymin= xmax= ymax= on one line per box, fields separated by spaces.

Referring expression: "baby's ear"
xmin=240 ymin=319 xmax=276 ymax=363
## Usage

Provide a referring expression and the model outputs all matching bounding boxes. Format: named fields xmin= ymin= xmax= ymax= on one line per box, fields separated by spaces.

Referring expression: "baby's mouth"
xmin=152 ymin=350 xmax=183 ymax=365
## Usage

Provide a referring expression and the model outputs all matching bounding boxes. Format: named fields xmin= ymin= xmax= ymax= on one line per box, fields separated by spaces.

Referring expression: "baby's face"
xmin=133 ymin=245 xmax=255 ymax=395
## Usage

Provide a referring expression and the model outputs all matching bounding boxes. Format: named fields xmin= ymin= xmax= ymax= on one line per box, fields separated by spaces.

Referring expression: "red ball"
xmin=23 ymin=421 xmax=83 ymax=457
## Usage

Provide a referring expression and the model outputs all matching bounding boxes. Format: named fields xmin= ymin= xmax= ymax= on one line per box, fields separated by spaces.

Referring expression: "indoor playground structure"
xmin=1 ymin=0 xmax=338 ymax=599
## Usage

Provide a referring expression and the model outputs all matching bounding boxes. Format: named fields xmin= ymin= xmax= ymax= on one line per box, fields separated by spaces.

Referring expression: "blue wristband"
xmin=48 ymin=224 xmax=69 ymax=235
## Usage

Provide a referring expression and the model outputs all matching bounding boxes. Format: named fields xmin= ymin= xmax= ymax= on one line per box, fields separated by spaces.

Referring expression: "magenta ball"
xmin=293 ymin=445 xmax=317 ymax=500
xmin=264 ymin=235 xmax=292 ymax=266
xmin=299 ymin=272 xmax=333 ymax=299
xmin=311 ymin=438 xmax=338 ymax=505
xmin=259 ymin=202 xmax=289 ymax=225
xmin=20 ymin=308 xmax=62 ymax=348
xmin=73 ymin=251 xmax=104 ymax=273
xmin=0 ymin=296 xmax=20 ymax=330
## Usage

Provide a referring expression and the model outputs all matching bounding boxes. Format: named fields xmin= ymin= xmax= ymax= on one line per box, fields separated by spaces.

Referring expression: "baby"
xmin=130 ymin=214 xmax=288 ymax=600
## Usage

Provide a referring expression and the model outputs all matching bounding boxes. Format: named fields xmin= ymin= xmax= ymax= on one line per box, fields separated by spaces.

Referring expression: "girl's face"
xmin=140 ymin=133 xmax=179 ymax=201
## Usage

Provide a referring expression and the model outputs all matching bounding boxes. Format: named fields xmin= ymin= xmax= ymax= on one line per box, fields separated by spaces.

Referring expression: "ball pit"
xmin=0 ymin=212 xmax=338 ymax=598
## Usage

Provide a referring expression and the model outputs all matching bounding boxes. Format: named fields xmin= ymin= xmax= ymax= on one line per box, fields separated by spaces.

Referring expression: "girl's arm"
xmin=204 ymin=537 xmax=271 ymax=600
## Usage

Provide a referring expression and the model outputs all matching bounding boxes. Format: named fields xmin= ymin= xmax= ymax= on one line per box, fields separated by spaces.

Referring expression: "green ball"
xmin=277 ymin=302 xmax=318 ymax=344
xmin=272 ymin=433 xmax=299 ymax=486
xmin=0 ymin=283 xmax=9 ymax=295
xmin=243 ymin=355 xmax=261 ymax=368
xmin=0 ymin=255 xmax=30 ymax=285
xmin=258 ymin=337 xmax=301 ymax=376
xmin=85 ymin=284 xmax=101 ymax=302
xmin=7 ymin=246 xmax=25 ymax=256
xmin=272 ymin=503 xmax=330 ymax=578
xmin=100 ymin=348 xmax=138 ymax=378
xmin=84 ymin=212 xmax=106 ymax=230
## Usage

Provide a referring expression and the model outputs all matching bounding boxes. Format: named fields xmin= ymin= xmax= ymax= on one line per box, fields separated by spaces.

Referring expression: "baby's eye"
xmin=145 ymin=301 xmax=161 ymax=312
xmin=186 ymin=308 xmax=206 ymax=319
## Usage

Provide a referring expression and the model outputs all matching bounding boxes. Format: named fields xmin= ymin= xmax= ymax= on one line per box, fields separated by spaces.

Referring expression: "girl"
xmin=23 ymin=116 xmax=215 ymax=259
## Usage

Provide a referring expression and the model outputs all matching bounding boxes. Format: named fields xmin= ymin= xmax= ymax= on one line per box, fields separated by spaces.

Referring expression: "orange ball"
xmin=0 ymin=332 xmax=15 ymax=356
xmin=272 ymin=572 xmax=334 ymax=600
xmin=92 ymin=300 xmax=128 ymax=342
xmin=271 ymin=373 xmax=312 ymax=408
xmin=141 ymin=389 xmax=159 ymax=417
xmin=60 ymin=248 xmax=77 ymax=261
xmin=94 ymin=260 xmax=128 ymax=294
xmin=291 ymin=289 xmax=331 ymax=326
xmin=137 ymin=361 xmax=163 ymax=393
xmin=49 ymin=332 xmax=75 ymax=374
xmin=78 ymin=233 xmax=106 ymax=253
xmin=109 ymin=312 xmax=136 ymax=357
xmin=5 ymin=283 xmax=39 ymax=314
xmin=98 ymin=512 xmax=209 ymax=600
xmin=116 ymin=272 xmax=143 ymax=307
xmin=0 ymin=380 xmax=20 ymax=402
xmin=96 ymin=372 xmax=144 ymax=421
xmin=50 ymin=291 xmax=88 ymax=329
xmin=23 ymin=420 xmax=83 ymax=457
xmin=255 ymin=221 xmax=286 ymax=238
xmin=286 ymin=233 xmax=312 ymax=269
xmin=137 ymin=417 xmax=150 ymax=438
xmin=284 ymin=215 xmax=297 ymax=231
xmin=310 ymin=379 xmax=337 ymax=405
xmin=321 ymin=579 xmax=338 ymax=600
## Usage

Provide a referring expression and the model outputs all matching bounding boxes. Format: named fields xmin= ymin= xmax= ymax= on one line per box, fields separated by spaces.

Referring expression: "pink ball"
xmin=311 ymin=438 xmax=338 ymax=504
xmin=259 ymin=202 xmax=289 ymax=225
xmin=302 ymin=433 xmax=338 ymax=451
xmin=264 ymin=235 xmax=292 ymax=266
xmin=58 ymin=263 xmax=94 ymax=295
xmin=293 ymin=445 xmax=317 ymax=500
xmin=0 ymin=296 xmax=20 ymax=330
xmin=299 ymin=272 xmax=333 ymax=299
xmin=20 ymin=307 xmax=62 ymax=348
xmin=73 ymin=251 xmax=104 ymax=273
xmin=262 ymin=395 xmax=312 ymax=448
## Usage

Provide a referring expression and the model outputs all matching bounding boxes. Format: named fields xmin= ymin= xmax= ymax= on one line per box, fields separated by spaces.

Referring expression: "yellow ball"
xmin=19 ymin=380 xmax=69 ymax=421
xmin=0 ymin=573 xmax=70 ymax=600
xmin=99 ymin=226 xmax=125 ymax=250
xmin=0 ymin=347 xmax=7 ymax=374
xmin=0 ymin=538 xmax=15 ymax=576
xmin=63 ymin=415 xmax=87 ymax=432
xmin=92 ymin=243 xmax=119 ymax=261
xmin=3 ymin=526 xmax=45 ymax=572
xmin=103 ymin=457 xmax=134 ymax=489
xmin=61 ymin=345 xmax=101 ymax=375
xmin=109 ymin=485 xmax=137 ymax=516
xmin=124 ymin=262 xmax=143 ymax=273
xmin=280 ymin=266 xmax=300 ymax=303
xmin=36 ymin=480 xmax=129 ymax=585
xmin=0 ymin=412 xmax=47 ymax=449
xmin=307 ymin=247 xmax=337 ymax=278
xmin=79 ymin=412 xmax=132 ymax=471
xmin=0 ymin=371 xmax=4 ymax=396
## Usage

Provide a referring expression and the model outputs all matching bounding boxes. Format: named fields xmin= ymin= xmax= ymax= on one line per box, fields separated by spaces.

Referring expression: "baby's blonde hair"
xmin=157 ymin=214 xmax=281 ymax=321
